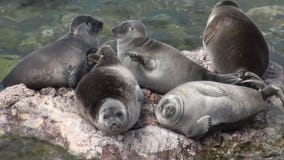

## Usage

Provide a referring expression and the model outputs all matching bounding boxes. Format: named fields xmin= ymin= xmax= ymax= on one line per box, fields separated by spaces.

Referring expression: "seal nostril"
xmin=94 ymin=21 xmax=103 ymax=32
xmin=162 ymin=103 xmax=176 ymax=118
xmin=111 ymin=122 xmax=117 ymax=128
xmin=98 ymin=21 xmax=103 ymax=28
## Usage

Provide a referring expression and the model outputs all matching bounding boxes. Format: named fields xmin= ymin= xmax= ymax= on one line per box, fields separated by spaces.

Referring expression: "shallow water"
xmin=0 ymin=0 xmax=284 ymax=159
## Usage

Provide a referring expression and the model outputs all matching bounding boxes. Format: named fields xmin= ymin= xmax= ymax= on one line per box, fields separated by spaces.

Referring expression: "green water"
xmin=0 ymin=0 xmax=284 ymax=159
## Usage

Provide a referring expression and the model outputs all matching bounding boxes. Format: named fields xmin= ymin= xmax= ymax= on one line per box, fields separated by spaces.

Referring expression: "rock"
xmin=0 ymin=85 xmax=196 ymax=159
xmin=0 ymin=48 xmax=284 ymax=159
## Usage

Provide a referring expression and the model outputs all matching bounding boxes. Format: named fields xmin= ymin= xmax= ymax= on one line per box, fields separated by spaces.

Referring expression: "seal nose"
xmin=94 ymin=20 xmax=103 ymax=33
xmin=111 ymin=26 xmax=118 ymax=35
xmin=96 ymin=21 xmax=103 ymax=29
xmin=109 ymin=121 xmax=121 ymax=129
xmin=162 ymin=103 xmax=176 ymax=118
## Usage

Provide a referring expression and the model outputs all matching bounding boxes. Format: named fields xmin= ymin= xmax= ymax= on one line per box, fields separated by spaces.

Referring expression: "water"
xmin=0 ymin=0 xmax=284 ymax=159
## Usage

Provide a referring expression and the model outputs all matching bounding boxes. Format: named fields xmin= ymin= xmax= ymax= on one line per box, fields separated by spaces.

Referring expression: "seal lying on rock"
xmin=203 ymin=0 xmax=269 ymax=76
xmin=75 ymin=45 xmax=143 ymax=135
xmin=3 ymin=14 xmax=103 ymax=90
xmin=111 ymin=20 xmax=263 ymax=94
xmin=155 ymin=81 xmax=284 ymax=138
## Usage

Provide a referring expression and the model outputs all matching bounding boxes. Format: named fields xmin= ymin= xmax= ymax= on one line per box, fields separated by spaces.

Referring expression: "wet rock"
xmin=0 ymin=48 xmax=284 ymax=159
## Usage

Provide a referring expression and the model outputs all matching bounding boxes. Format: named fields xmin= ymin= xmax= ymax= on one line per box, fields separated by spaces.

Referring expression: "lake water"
xmin=0 ymin=0 xmax=284 ymax=159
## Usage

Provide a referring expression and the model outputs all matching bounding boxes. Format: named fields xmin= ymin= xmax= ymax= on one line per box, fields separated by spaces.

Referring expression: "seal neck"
xmin=117 ymin=37 xmax=151 ymax=54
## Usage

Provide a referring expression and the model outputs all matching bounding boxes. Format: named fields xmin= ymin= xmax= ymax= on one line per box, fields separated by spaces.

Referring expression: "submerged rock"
xmin=0 ymin=48 xmax=284 ymax=159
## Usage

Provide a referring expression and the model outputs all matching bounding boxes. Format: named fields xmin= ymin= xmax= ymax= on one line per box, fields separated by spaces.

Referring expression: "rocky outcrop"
xmin=0 ymin=85 xmax=196 ymax=159
xmin=0 ymin=49 xmax=284 ymax=159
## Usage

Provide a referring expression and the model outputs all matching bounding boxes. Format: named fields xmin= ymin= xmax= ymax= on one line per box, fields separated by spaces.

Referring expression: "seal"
xmin=155 ymin=81 xmax=284 ymax=138
xmin=75 ymin=45 xmax=143 ymax=135
xmin=203 ymin=0 xmax=269 ymax=76
xmin=2 ymin=14 xmax=103 ymax=90
xmin=111 ymin=20 xmax=262 ymax=94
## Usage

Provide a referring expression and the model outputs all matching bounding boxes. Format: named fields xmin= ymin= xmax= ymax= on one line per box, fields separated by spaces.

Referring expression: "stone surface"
xmin=0 ymin=48 xmax=284 ymax=159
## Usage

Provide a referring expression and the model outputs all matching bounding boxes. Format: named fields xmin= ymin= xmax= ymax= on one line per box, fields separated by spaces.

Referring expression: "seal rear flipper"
xmin=238 ymin=79 xmax=266 ymax=89
xmin=235 ymin=69 xmax=266 ymax=89
xmin=67 ymin=67 xmax=79 ymax=88
xmin=260 ymin=85 xmax=284 ymax=105
xmin=187 ymin=115 xmax=211 ymax=138
xmin=126 ymin=51 xmax=157 ymax=71
xmin=207 ymin=72 xmax=242 ymax=84
xmin=67 ymin=62 xmax=92 ymax=88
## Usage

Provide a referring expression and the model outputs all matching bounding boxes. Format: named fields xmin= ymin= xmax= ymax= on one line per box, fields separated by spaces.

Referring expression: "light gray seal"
xmin=111 ymin=20 xmax=262 ymax=94
xmin=3 ymin=14 xmax=103 ymax=90
xmin=75 ymin=45 xmax=143 ymax=135
xmin=203 ymin=0 xmax=269 ymax=76
xmin=155 ymin=81 xmax=284 ymax=138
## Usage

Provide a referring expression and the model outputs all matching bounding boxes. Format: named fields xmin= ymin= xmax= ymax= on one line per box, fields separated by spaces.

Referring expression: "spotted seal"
xmin=75 ymin=45 xmax=143 ymax=135
xmin=155 ymin=81 xmax=284 ymax=138
xmin=203 ymin=0 xmax=269 ymax=76
xmin=111 ymin=19 xmax=262 ymax=94
xmin=3 ymin=14 xmax=103 ymax=89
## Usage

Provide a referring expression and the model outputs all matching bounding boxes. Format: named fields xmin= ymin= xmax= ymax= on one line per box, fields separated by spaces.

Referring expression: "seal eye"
xmin=103 ymin=114 xmax=110 ymax=120
xmin=130 ymin=27 xmax=134 ymax=31
xmin=86 ymin=21 xmax=92 ymax=27
xmin=115 ymin=112 xmax=122 ymax=117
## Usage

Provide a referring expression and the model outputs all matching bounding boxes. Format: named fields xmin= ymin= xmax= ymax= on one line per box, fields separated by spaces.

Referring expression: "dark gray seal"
xmin=75 ymin=45 xmax=143 ymax=135
xmin=111 ymin=20 xmax=263 ymax=94
xmin=3 ymin=14 xmax=103 ymax=90
xmin=155 ymin=81 xmax=284 ymax=138
xmin=203 ymin=0 xmax=269 ymax=76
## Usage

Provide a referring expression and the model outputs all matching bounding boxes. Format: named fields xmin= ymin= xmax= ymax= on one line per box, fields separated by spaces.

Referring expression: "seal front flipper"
xmin=67 ymin=66 xmax=81 ymax=88
xmin=67 ymin=59 xmax=93 ymax=88
xmin=135 ymin=85 xmax=144 ymax=103
xmin=187 ymin=115 xmax=211 ymax=138
xmin=126 ymin=51 xmax=157 ymax=71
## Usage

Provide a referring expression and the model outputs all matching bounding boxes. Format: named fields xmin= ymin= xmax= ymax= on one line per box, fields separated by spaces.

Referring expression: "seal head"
xmin=76 ymin=45 xmax=142 ymax=135
xmin=214 ymin=0 xmax=239 ymax=8
xmin=71 ymin=15 xmax=103 ymax=35
xmin=156 ymin=94 xmax=184 ymax=127
xmin=96 ymin=98 xmax=129 ymax=134
xmin=111 ymin=20 xmax=147 ymax=43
